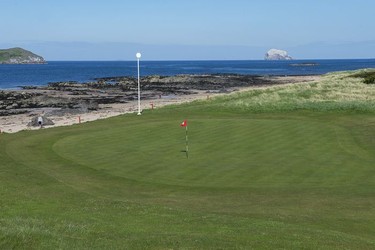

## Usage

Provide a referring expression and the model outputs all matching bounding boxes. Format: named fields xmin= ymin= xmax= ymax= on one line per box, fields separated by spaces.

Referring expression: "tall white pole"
xmin=136 ymin=52 xmax=142 ymax=115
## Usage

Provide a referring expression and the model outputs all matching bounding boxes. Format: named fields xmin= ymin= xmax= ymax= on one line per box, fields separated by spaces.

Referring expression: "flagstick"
xmin=185 ymin=125 xmax=189 ymax=159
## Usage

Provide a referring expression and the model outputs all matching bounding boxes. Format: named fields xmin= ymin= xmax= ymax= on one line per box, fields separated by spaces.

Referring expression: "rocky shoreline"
xmin=1 ymin=74 xmax=318 ymax=116
xmin=0 ymin=74 xmax=320 ymax=132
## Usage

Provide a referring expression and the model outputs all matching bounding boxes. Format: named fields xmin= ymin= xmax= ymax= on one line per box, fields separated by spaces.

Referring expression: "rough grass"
xmin=186 ymin=70 xmax=375 ymax=113
xmin=0 ymin=69 xmax=374 ymax=249
xmin=350 ymin=69 xmax=375 ymax=84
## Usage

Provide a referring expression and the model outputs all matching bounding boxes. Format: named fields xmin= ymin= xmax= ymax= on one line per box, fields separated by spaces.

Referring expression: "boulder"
xmin=28 ymin=115 xmax=55 ymax=127
xmin=265 ymin=49 xmax=293 ymax=60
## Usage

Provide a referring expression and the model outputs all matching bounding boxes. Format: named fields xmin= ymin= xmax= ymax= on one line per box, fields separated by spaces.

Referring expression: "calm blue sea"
xmin=1 ymin=59 xmax=375 ymax=89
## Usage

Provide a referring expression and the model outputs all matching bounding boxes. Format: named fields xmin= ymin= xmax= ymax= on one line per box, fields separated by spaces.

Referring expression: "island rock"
xmin=265 ymin=49 xmax=293 ymax=60
xmin=0 ymin=47 xmax=46 ymax=64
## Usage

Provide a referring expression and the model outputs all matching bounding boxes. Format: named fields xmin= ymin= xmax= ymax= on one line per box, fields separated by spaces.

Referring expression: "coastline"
xmin=0 ymin=90 xmax=219 ymax=133
xmin=0 ymin=75 xmax=320 ymax=133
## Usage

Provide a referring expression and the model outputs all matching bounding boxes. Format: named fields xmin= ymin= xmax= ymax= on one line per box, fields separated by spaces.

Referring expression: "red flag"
xmin=180 ymin=120 xmax=187 ymax=127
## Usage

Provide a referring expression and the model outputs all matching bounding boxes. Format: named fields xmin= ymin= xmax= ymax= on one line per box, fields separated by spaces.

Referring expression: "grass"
xmin=0 ymin=70 xmax=375 ymax=249
xmin=350 ymin=69 xmax=375 ymax=84
xmin=192 ymin=70 xmax=375 ymax=113
xmin=0 ymin=47 xmax=40 ymax=62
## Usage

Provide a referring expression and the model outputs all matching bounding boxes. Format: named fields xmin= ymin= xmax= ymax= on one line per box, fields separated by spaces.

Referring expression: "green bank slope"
xmin=0 ymin=70 xmax=375 ymax=249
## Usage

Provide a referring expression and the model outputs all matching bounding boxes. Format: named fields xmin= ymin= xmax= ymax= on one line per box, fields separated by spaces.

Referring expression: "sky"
xmin=1 ymin=0 xmax=375 ymax=60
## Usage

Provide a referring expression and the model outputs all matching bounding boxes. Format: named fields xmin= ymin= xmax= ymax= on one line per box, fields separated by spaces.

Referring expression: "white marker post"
xmin=136 ymin=52 xmax=142 ymax=115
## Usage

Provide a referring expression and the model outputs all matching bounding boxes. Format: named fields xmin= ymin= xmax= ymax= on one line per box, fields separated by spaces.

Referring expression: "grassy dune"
xmin=0 ymin=70 xmax=375 ymax=249
xmin=199 ymin=70 xmax=375 ymax=112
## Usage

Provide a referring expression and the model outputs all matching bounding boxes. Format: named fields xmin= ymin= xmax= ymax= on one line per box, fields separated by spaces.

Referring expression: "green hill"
xmin=0 ymin=70 xmax=374 ymax=248
xmin=0 ymin=47 xmax=45 ymax=64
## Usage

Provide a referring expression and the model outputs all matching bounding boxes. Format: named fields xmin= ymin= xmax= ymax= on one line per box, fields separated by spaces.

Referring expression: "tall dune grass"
xmin=205 ymin=70 xmax=375 ymax=113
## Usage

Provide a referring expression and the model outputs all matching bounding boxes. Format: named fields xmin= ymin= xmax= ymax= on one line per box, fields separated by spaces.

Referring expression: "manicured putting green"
xmin=9 ymin=116 xmax=373 ymax=189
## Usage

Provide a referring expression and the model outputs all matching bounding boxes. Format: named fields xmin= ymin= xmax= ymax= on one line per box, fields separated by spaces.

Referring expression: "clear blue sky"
xmin=1 ymin=0 xmax=375 ymax=60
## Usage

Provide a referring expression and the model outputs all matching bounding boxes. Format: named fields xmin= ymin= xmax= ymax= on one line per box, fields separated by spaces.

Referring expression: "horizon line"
xmin=42 ymin=58 xmax=375 ymax=62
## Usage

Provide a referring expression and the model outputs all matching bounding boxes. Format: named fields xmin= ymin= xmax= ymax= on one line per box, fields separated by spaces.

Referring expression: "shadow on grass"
xmin=180 ymin=150 xmax=189 ymax=159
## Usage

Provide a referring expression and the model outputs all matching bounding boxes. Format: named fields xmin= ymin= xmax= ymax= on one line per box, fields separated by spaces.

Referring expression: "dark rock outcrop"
xmin=1 ymin=74 xmax=292 ymax=117
xmin=28 ymin=116 xmax=55 ymax=127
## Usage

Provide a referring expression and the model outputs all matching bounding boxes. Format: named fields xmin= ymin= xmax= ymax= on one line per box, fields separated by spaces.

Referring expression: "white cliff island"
xmin=265 ymin=49 xmax=293 ymax=60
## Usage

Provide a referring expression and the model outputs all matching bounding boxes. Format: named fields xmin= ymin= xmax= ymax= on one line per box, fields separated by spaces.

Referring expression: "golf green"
xmin=1 ymin=69 xmax=375 ymax=248
xmin=48 ymin=117 xmax=372 ymax=188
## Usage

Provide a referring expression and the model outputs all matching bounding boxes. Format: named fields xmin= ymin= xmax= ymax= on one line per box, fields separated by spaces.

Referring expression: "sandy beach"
xmin=0 ymin=90 xmax=218 ymax=133
xmin=0 ymin=75 xmax=320 ymax=133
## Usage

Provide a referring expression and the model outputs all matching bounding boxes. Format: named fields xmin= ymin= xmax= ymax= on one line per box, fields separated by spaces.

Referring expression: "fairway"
xmin=1 ymin=72 xmax=375 ymax=248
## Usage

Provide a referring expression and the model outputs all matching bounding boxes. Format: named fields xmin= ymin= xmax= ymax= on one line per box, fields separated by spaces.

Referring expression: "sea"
xmin=1 ymin=59 xmax=375 ymax=89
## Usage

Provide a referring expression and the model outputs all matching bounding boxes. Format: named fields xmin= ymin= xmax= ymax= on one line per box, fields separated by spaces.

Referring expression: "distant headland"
xmin=0 ymin=47 xmax=46 ymax=64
